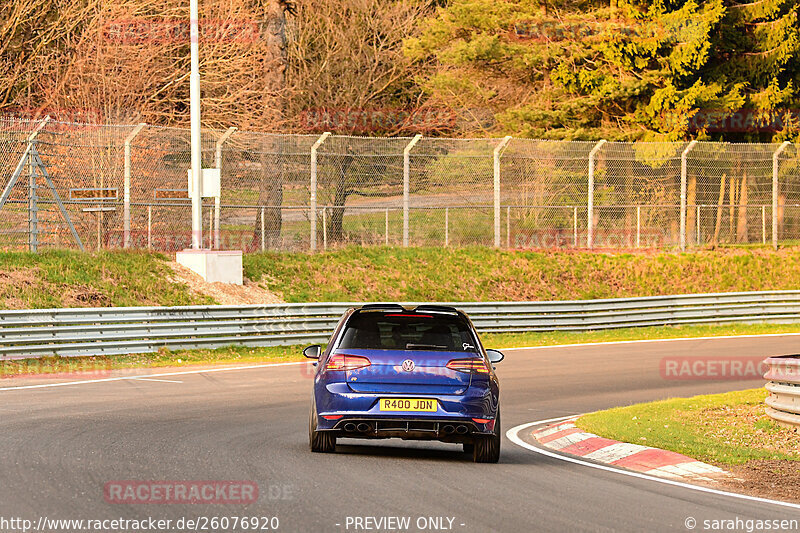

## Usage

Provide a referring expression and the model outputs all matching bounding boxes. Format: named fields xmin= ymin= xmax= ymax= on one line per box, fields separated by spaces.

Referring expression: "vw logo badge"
xmin=401 ymin=359 xmax=415 ymax=372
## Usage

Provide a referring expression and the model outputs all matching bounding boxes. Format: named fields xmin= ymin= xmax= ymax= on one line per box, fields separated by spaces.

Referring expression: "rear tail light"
xmin=325 ymin=354 xmax=371 ymax=371
xmin=446 ymin=358 xmax=490 ymax=374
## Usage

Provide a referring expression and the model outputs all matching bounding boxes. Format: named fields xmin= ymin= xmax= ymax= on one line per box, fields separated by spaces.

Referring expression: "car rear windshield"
xmin=338 ymin=311 xmax=479 ymax=352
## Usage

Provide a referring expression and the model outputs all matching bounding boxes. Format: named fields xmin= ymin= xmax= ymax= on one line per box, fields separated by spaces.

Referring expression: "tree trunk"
xmin=328 ymin=152 xmax=356 ymax=243
xmin=251 ymin=0 xmax=290 ymax=249
xmin=687 ymin=175 xmax=696 ymax=246
xmin=728 ymin=175 xmax=736 ymax=243
xmin=736 ymin=171 xmax=748 ymax=243
xmin=713 ymin=174 xmax=726 ymax=245
xmin=256 ymin=142 xmax=284 ymax=248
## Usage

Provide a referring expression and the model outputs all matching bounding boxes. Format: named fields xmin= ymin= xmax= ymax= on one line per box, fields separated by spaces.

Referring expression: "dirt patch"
xmin=681 ymin=402 xmax=800 ymax=458
xmin=61 ymin=285 xmax=112 ymax=307
xmin=718 ymin=460 xmax=800 ymax=503
xmin=682 ymin=399 xmax=800 ymax=503
xmin=0 ymin=268 xmax=42 ymax=309
xmin=167 ymin=261 xmax=284 ymax=305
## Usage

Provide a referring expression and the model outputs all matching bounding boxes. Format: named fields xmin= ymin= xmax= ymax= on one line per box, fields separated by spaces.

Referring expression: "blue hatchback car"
xmin=305 ymin=304 xmax=503 ymax=462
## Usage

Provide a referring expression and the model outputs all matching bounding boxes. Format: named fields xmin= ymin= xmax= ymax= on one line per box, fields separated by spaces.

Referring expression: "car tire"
xmin=309 ymin=401 xmax=336 ymax=453
xmin=472 ymin=412 xmax=500 ymax=463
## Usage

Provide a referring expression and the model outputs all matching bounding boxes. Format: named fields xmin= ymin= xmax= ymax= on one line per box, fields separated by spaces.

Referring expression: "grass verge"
xmin=4 ymin=247 xmax=800 ymax=307
xmin=0 ymin=250 xmax=212 ymax=309
xmin=577 ymin=389 xmax=800 ymax=465
xmin=244 ymin=246 xmax=800 ymax=302
xmin=481 ymin=322 xmax=800 ymax=350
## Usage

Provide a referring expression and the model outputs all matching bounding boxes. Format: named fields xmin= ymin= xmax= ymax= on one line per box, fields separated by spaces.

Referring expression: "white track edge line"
xmin=506 ymin=419 xmax=800 ymax=511
xmin=3 ymin=330 xmax=799 ymax=392
xmin=0 ymin=361 xmax=307 ymax=392
xmin=501 ymin=331 xmax=800 ymax=351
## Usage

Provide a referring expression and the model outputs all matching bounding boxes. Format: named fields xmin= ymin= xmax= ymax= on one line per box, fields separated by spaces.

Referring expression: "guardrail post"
xmin=123 ymin=123 xmax=146 ymax=249
xmin=493 ymin=136 xmax=512 ymax=247
xmin=587 ymin=140 xmax=606 ymax=249
xmin=214 ymin=126 xmax=237 ymax=249
xmin=309 ymin=132 xmax=331 ymax=251
xmin=680 ymin=140 xmax=698 ymax=251
xmin=773 ymin=141 xmax=791 ymax=250
xmin=403 ymin=134 xmax=422 ymax=247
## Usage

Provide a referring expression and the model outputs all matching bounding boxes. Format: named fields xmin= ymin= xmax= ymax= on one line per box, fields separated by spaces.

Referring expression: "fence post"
xmin=494 ymin=136 xmax=512 ymax=247
xmin=506 ymin=205 xmax=511 ymax=248
xmin=27 ymin=117 xmax=51 ymax=253
xmin=697 ymin=205 xmax=701 ymax=245
xmin=260 ymin=207 xmax=265 ymax=252
xmin=214 ymin=126 xmax=237 ymax=249
xmin=636 ymin=205 xmax=641 ymax=248
xmin=403 ymin=134 xmax=422 ymax=247
xmin=322 ymin=208 xmax=327 ymax=250
xmin=587 ymin=140 xmax=606 ymax=249
xmin=680 ymin=140 xmax=698 ymax=251
xmin=573 ymin=206 xmax=578 ymax=247
xmin=773 ymin=141 xmax=791 ymax=250
xmin=122 ymin=123 xmax=146 ymax=249
xmin=309 ymin=132 xmax=331 ymax=251
xmin=445 ymin=207 xmax=449 ymax=247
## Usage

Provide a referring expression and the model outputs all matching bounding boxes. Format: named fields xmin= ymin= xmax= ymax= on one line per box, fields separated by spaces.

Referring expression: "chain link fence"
xmin=1 ymin=116 xmax=799 ymax=252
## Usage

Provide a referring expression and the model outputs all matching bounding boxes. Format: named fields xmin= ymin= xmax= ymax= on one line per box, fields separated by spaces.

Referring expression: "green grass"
xmin=6 ymin=247 xmax=800 ymax=308
xmin=0 ymin=250 xmax=212 ymax=309
xmin=577 ymin=389 xmax=799 ymax=465
xmin=480 ymin=322 xmax=800 ymax=350
xmin=244 ymin=246 xmax=800 ymax=302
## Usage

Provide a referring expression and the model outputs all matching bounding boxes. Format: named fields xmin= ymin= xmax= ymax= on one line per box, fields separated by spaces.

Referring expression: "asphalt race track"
xmin=1 ymin=334 xmax=799 ymax=532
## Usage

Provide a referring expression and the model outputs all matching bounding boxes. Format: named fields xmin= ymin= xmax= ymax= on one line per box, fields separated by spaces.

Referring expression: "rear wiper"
xmin=406 ymin=343 xmax=447 ymax=350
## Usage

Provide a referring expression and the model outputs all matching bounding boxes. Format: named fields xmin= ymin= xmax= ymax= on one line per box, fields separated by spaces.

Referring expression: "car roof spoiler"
xmin=358 ymin=303 xmax=460 ymax=315
xmin=360 ymin=303 xmax=407 ymax=312
xmin=413 ymin=305 xmax=459 ymax=315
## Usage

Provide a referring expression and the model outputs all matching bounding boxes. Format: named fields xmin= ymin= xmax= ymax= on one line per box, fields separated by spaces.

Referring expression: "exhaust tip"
xmin=343 ymin=423 xmax=357 ymax=432
xmin=442 ymin=425 xmax=455 ymax=434
xmin=356 ymin=423 xmax=371 ymax=432
xmin=455 ymin=425 xmax=469 ymax=434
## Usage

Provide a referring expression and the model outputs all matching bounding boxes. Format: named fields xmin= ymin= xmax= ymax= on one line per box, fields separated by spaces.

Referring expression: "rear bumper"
xmin=313 ymin=382 xmax=498 ymax=437
xmin=324 ymin=417 xmax=495 ymax=441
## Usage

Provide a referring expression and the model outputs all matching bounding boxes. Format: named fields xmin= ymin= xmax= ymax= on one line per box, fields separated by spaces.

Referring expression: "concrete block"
xmin=176 ymin=249 xmax=243 ymax=285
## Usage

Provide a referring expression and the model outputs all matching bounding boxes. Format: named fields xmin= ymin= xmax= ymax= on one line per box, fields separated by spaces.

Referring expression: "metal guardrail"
xmin=3 ymin=291 xmax=800 ymax=361
xmin=764 ymin=356 xmax=800 ymax=428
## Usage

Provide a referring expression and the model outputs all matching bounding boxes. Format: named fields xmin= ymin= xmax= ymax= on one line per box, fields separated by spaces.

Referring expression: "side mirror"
xmin=486 ymin=349 xmax=504 ymax=364
xmin=303 ymin=345 xmax=321 ymax=359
